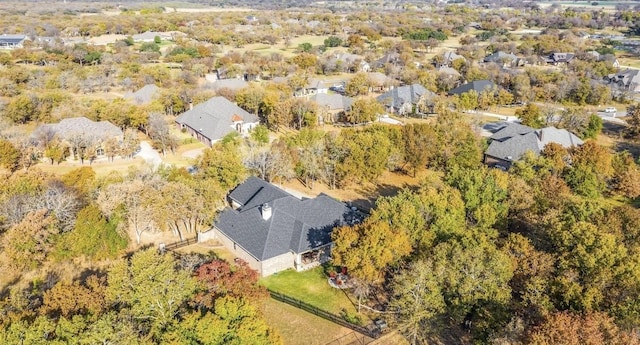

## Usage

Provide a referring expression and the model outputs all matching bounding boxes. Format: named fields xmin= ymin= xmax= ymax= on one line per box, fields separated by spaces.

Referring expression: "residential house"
xmin=294 ymin=79 xmax=335 ymax=97
xmin=438 ymin=51 xmax=466 ymax=67
xmin=367 ymin=72 xmax=397 ymax=92
xmin=0 ymin=34 xmax=26 ymax=49
xmin=483 ymin=51 xmax=519 ymax=67
xmin=310 ymin=93 xmax=353 ymax=124
xmin=605 ymin=69 xmax=640 ymax=93
xmin=34 ymin=117 xmax=123 ymax=158
xmin=376 ymin=83 xmax=434 ymax=115
xmin=483 ymin=122 xmax=583 ymax=169
xmin=175 ymin=96 xmax=259 ymax=146
xmin=334 ymin=52 xmax=370 ymax=73
xmin=374 ymin=52 xmax=401 ymax=69
xmin=124 ymin=84 xmax=160 ymax=105
xmin=448 ymin=79 xmax=497 ymax=96
xmin=585 ymin=51 xmax=620 ymax=68
xmin=201 ymin=176 xmax=354 ymax=277
xmin=542 ymin=52 xmax=575 ymax=65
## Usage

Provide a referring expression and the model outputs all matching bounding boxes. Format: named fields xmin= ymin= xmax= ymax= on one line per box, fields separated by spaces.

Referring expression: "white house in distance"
xmin=200 ymin=177 xmax=355 ymax=277
xmin=175 ymin=96 xmax=259 ymax=146
xmin=0 ymin=34 xmax=26 ymax=49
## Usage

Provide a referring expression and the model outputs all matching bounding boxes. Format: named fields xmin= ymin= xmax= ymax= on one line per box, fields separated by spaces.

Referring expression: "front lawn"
xmin=260 ymin=266 xmax=358 ymax=316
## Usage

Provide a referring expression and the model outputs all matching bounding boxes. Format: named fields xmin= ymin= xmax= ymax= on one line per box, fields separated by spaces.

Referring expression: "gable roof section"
xmin=36 ymin=117 xmax=123 ymax=141
xmin=175 ymin=96 xmax=259 ymax=143
xmin=0 ymin=34 xmax=26 ymax=45
xmin=216 ymin=177 xmax=351 ymax=260
xmin=311 ymin=93 xmax=353 ymax=111
xmin=448 ymin=80 xmax=497 ymax=95
xmin=124 ymin=84 xmax=160 ymax=105
xmin=485 ymin=125 xmax=583 ymax=163
xmin=484 ymin=51 xmax=518 ymax=63
xmin=376 ymin=83 xmax=431 ymax=108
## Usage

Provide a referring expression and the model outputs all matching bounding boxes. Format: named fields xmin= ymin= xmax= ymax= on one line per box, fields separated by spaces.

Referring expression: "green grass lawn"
xmin=260 ymin=267 xmax=359 ymax=316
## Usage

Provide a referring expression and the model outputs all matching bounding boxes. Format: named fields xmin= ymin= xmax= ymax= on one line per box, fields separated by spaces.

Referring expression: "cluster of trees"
xmin=330 ymin=120 xmax=640 ymax=343
xmin=0 ymin=248 xmax=281 ymax=344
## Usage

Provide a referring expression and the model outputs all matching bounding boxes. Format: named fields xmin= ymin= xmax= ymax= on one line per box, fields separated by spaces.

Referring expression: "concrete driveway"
xmin=134 ymin=141 xmax=162 ymax=168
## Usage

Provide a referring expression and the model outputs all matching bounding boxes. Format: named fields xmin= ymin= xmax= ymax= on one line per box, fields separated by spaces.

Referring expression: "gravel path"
xmin=134 ymin=141 xmax=162 ymax=168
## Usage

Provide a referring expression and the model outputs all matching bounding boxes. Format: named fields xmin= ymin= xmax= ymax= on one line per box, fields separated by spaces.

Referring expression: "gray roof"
xmin=443 ymin=51 xmax=465 ymax=63
xmin=311 ymin=93 xmax=353 ymax=111
xmin=367 ymin=72 xmax=395 ymax=86
xmin=376 ymin=83 xmax=432 ymax=109
xmin=485 ymin=124 xmax=583 ymax=162
xmin=437 ymin=66 xmax=461 ymax=77
xmin=216 ymin=177 xmax=352 ymax=260
xmin=175 ymin=96 xmax=259 ymax=142
xmin=448 ymin=80 xmax=497 ymax=95
xmin=35 ymin=117 xmax=123 ymax=141
xmin=0 ymin=34 xmax=26 ymax=45
xmin=484 ymin=51 xmax=518 ymax=63
xmin=124 ymin=84 xmax=160 ymax=105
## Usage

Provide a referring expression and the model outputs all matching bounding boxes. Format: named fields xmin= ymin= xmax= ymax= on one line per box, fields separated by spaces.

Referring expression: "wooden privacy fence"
xmin=159 ymin=236 xmax=198 ymax=252
xmin=267 ymin=289 xmax=382 ymax=339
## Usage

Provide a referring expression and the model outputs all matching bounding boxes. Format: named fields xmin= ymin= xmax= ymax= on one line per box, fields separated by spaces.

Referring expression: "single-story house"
xmin=124 ymin=84 xmax=160 ymax=105
xmin=34 ymin=117 xmax=123 ymax=158
xmin=132 ymin=31 xmax=171 ymax=43
xmin=202 ymin=176 xmax=354 ymax=277
xmin=483 ymin=51 xmax=519 ymax=67
xmin=367 ymin=72 xmax=397 ymax=92
xmin=448 ymin=79 xmax=497 ymax=96
xmin=294 ymin=79 xmax=335 ymax=97
xmin=483 ymin=122 xmax=583 ymax=169
xmin=438 ymin=51 xmax=466 ymax=67
xmin=0 ymin=34 xmax=26 ymax=49
xmin=541 ymin=52 xmax=575 ymax=65
xmin=310 ymin=93 xmax=353 ymax=124
xmin=376 ymin=83 xmax=434 ymax=115
xmin=175 ymin=96 xmax=259 ymax=146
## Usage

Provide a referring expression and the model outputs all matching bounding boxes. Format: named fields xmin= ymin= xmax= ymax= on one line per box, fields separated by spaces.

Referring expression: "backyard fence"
xmin=267 ymin=289 xmax=382 ymax=339
xmin=159 ymin=236 xmax=198 ymax=252
xmin=323 ymin=331 xmax=376 ymax=345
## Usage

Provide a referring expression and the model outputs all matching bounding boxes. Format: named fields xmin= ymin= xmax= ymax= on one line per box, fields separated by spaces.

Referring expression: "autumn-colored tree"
xmin=2 ymin=209 xmax=58 ymax=272
xmin=402 ymin=123 xmax=437 ymax=176
xmin=194 ymin=259 xmax=268 ymax=307
xmin=528 ymin=311 xmax=640 ymax=345
xmin=515 ymin=103 xmax=544 ymax=128
xmin=331 ymin=218 xmax=411 ymax=285
xmin=41 ymin=275 xmax=108 ymax=318
xmin=0 ymin=139 xmax=20 ymax=171
xmin=345 ymin=98 xmax=383 ymax=124
xmin=344 ymin=72 xmax=370 ymax=96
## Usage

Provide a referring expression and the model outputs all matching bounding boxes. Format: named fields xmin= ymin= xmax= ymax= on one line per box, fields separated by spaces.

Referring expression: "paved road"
xmin=134 ymin=141 xmax=162 ymax=168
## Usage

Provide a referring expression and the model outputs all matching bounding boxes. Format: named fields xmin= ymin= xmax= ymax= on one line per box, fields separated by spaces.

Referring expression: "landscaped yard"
xmin=260 ymin=266 xmax=359 ymax=316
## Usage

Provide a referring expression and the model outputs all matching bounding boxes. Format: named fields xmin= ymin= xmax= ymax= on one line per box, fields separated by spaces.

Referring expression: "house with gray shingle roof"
xmin=310 ymin=93 xmax=353 ymax=124
xmin=484 ymin=122 xmax=583 ymax=169
xmin=204 ymin=176 xmax=354 ymax=276
xmin=448 ymin=79 xmax=497 ymax=96
xmin=483 ymin=51 xmax=519 ymax=67
xmin=175 ymin=96 xmax=259 ymax=146
xmin=33 ymin=117 xmax=123 ymax=160
xmin=124 ymin=84 xmax=160 ymax=105
xmin=376 ymin=83 xmax=435 ymax=115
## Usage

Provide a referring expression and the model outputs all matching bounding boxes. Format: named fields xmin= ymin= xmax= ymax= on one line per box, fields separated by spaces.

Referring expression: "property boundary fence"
xmin=323 ymin=331 xmax=376 ymax=345
xmin=160 ymin=236 xmax=198 ymax=252
xmin=267 ymin=289 xmax=381 ymax=339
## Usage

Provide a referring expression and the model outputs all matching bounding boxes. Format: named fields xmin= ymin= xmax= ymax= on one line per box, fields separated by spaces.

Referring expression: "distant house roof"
xmin=542 ymin=52 xmax=575 ymax=64
xmin=443 ymin=51 xmax=465 ymax=64
xmin=132 ymin=31 xmax=163 ymax=42
xmin=124 ymin=84 xmax=160 ymax=105
xmin=483 ymin=51 xmax=518 ymax=63
xmin=367 ymin=72 xmax=396 ymax=86
xmin=374 ymin=52 xmax=401 ymax=67
xmin=175 ymin=96 xmax=259 ymax=143
xmin=607 ymin=68 xmax=640 ymax=92
xmin=35 ymin=117 xmax=123 ymax=142
xmin=311 ymin=93 xmax=353 ymax=111
xmin=0 ymin=34 xmax=26 ymax=47
xmin=448 ymin=80 xmax=497 ymax=95
xmin=376 ymin=83 xmax=433 ymax=109
xmin=485 ymin=122 xmax=583 ymax=164
xmin=215 ymin=176 xmax=352 ymax=260
xmin=437 ymin=66 xmax=461 ymax=77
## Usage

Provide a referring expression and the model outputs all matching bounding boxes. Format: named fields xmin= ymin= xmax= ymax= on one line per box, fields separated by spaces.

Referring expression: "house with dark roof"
xmin=483 ymin=122 xmax=583 ymax=169
xmin=605 ymin=68 xmax=640 ymax=93
xmin=542 ymin=52 xmax=575 ymax=65
xmin=0 ymin=34 xmax=26 ymax=49
xmin=310 ymin=93 xmax=353 ymax=124
xmin=437 ymin=51 xmax=466 ymax=67
xmin=175 ymin=96 xmax=259 ymax=146
xmin=367 ymin=72 xmax=397 ymax=92
xmin=376 ymin=83 xmax=434 ymax=115
xmin=124 ymin=84 xmax=160 ymax=105
xmin=448 ymin=80 xmax=497 ymax=96
xmin=202 ymin=177 xmax=354 ymax=276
